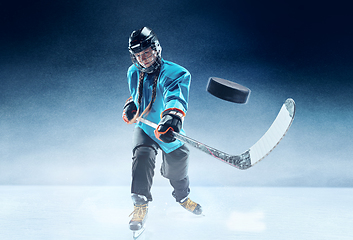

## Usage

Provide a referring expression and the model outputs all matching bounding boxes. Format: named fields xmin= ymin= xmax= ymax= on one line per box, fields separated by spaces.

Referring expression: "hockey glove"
xmin=122 ymin=97 xmax=137 ymax=123
xmin=154 ymin=108 xmax=184 ymax=143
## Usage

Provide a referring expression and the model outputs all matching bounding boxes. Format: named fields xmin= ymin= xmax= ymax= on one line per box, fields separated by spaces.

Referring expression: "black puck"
xmin=206 ymin=77 xmax=251 ymax=104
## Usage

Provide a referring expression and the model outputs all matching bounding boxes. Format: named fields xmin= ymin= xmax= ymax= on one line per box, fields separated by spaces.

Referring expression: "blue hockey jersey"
xmin=127 ymin=59 xmax=191 ymax=153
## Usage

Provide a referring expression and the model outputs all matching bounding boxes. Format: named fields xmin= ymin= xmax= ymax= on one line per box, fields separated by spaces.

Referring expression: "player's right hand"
xmin=122 ymin=97 xmax=137 ymax=123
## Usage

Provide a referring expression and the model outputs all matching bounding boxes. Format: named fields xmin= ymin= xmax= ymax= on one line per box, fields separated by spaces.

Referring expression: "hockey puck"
xmin=206 ymin=77 xmax=250 ymax=104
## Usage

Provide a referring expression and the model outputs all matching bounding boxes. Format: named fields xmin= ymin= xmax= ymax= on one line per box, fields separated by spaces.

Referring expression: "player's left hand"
xmin=154 ymin=109 xmax=184 ymax=143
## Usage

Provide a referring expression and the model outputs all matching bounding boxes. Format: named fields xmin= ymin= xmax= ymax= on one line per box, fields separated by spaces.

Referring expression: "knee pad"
xmin=160 ymin=145 xmax=189 ymax=180
xmin=132 ymin=146 xmax=157 ymax=172
xmin=133 ymin=146 xmax=157 ymax=160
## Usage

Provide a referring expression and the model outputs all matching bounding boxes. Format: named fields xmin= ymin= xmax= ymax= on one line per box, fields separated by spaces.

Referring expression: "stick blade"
xmin=248 ymin=98 xmax=296 ymax=167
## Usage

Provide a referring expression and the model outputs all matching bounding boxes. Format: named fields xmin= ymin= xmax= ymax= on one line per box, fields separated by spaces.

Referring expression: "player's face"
xmin=134 ymin=47 xmax=157 ymax=68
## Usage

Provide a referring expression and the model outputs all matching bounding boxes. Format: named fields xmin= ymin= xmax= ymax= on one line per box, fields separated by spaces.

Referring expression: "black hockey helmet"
xmin=128 ymin=27 xmax=162 ymax=73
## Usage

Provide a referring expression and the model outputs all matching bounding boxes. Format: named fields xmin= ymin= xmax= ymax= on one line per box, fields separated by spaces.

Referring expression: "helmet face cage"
xmin=129 ymin=27 xmax=162 ymax=73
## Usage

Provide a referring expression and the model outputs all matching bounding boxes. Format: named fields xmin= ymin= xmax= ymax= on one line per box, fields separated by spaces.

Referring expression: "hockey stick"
xmin=138 ymin=98 xmax=295 ymax=170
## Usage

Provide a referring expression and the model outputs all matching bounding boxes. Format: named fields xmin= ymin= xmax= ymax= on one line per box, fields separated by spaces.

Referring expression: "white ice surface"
xmin=0 ymin=186 xmax=352 ymax=240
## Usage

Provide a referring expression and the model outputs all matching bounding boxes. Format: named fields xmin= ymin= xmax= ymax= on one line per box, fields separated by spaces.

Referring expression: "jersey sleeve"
xmin=162 ymin=70 xmax=191 ymax=115
xmin=127 ymin=65 xmax=139 ymax=104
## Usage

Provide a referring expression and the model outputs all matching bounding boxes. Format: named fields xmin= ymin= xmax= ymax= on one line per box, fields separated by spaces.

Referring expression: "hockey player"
xmin=123 ymin=27 xmax=202 ymax=232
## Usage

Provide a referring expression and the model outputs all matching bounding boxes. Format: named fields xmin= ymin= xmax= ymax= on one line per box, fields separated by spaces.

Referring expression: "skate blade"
xmin=132 ymin=226 xmax=146 ymax=240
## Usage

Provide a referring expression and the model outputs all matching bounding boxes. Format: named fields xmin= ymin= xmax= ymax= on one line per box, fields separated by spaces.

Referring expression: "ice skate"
xmin=179 ymin=197 xmax=203 ymax=215
xmin=129 ymin=194 xmax=148 ymax=233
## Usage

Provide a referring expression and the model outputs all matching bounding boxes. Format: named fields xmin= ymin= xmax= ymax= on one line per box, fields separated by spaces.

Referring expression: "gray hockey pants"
xmin=131 ymin=127 xmax=190 ymax=202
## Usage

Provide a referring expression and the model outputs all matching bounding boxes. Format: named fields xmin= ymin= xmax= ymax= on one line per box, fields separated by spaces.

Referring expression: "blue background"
xmin=1 ymin=0 xmax=352 ymax=187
